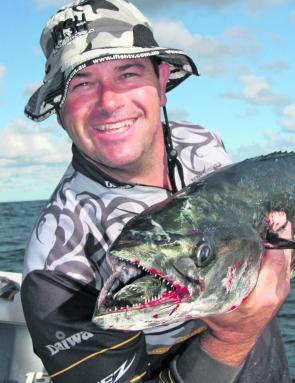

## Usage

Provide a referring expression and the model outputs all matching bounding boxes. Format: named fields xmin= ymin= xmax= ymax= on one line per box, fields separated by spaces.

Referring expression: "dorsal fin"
xmin=256 ymin=151 xmax=295 ymax=161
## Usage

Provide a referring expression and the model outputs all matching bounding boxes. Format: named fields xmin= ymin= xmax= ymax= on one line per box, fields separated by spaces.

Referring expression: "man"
xmin=21 ymin=0 xmax=292 ymax=382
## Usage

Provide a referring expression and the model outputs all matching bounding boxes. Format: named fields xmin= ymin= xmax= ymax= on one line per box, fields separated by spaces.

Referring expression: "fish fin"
xmin=257 ymin=151 xmax=295 ymax=161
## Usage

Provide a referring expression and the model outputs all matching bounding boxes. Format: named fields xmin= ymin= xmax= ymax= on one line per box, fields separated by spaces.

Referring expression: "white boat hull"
xmin=0 ymin=271 xmax=51 ymax=382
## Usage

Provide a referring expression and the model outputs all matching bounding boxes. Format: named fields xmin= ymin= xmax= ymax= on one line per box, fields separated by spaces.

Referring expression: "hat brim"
xmin=24 ymin=47 xmax=199 ymax=122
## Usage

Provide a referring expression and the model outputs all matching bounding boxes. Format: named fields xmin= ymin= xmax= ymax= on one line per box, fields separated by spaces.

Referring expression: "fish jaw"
xmin=93 ymin=259 xmax=191 ymax=330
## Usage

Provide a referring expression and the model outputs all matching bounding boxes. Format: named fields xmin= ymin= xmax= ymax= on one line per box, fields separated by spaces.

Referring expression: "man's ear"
xmin=158 ymin=63 xmax=170 ymax=107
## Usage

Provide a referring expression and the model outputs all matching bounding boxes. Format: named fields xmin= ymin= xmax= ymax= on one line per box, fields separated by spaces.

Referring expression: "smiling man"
xmin=59 ymin=58 xmax=171 ymax=186
xmin=21 ymin=1 xmax=292 ymax=382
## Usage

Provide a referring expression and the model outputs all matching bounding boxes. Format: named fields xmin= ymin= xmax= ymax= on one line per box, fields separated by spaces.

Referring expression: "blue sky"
xmin=1 ymin=0 xmax=295 ymax=202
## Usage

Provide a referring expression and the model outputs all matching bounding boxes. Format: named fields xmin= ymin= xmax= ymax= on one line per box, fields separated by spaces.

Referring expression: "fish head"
xmin=93 ymin=219 xmax=264 ymax=330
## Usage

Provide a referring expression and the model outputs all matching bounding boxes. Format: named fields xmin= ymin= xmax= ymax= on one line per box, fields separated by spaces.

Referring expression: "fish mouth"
xmin=95 ymin=259 xmax=190 ymax=319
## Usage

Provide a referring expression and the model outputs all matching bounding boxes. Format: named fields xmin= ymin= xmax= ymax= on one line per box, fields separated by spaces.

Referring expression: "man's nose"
xmin=95 ymin=83 xmax=125 ymax=116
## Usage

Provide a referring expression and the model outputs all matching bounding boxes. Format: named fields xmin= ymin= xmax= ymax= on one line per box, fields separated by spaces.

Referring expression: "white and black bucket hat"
xmin=25 ymin=0 xmax=199 ymax=122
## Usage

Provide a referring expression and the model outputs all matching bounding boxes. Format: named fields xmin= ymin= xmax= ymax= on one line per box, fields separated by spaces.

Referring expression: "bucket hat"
xmin=25 ymin=0 xmax=199 ymax=122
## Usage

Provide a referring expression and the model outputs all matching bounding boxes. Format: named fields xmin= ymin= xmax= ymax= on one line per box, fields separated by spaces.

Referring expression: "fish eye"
xmin=194 ymin=241 xmax=214 ymax=267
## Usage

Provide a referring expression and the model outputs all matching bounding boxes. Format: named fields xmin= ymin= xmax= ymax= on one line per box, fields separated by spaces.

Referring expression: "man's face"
xmin=60 ymin=58 xmax=170 ymax=177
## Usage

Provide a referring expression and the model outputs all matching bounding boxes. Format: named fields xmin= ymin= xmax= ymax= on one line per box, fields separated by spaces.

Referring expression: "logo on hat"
xmin=52 ymin=13 xmax=89 ymax=51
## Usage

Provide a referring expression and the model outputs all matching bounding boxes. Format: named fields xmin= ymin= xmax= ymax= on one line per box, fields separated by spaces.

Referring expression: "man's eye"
xmin=121 ymin=72 xmax=137 ymax=79
xmin=74 ymin=82 xmax=90 ymax=89
xmin=70 ymin=81 xmax=92 ymax=91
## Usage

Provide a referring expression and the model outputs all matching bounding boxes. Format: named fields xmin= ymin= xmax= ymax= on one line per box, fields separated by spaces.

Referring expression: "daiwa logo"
xmin=46 ymin=331 xmax=94 ymax=356
xmin=97 ymin=355 xmax=136 ymax=383
xmin=105 ymin=181 xmax=118 ymax=188
xmin=104 ymin=180 xmax=133 ymax=189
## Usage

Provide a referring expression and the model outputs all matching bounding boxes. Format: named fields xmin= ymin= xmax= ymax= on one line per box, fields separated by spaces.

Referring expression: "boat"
xmin=0 ymin=271 xmax=51 ymax=382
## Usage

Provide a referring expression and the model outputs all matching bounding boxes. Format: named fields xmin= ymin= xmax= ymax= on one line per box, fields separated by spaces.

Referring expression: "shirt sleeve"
xmin=170 ymin=335 xmax=242 ymax=383
xmin=21 ymin=270 xmax=150 ymax=383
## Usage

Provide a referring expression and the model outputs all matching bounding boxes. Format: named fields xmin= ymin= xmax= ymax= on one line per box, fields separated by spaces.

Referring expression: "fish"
xmin=93 ymin=152 xmax=295 ymax=330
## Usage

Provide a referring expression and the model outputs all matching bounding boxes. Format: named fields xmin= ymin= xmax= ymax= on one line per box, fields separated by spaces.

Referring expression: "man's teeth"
xmin=94 ymin=119 xmax=135 ymax=132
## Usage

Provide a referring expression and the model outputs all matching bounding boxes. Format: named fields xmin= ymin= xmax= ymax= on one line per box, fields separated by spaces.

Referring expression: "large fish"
xmin=93 ymin=152 xmax=295 ymax=330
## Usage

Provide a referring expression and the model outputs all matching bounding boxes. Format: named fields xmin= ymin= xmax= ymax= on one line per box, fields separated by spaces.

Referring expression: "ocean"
xmin=0 ymin=200 xmax=294 ymax=381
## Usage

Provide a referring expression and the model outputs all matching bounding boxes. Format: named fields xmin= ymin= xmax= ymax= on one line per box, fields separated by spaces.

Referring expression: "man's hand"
xmin=200 ymin=212 xmax=292 ymax=367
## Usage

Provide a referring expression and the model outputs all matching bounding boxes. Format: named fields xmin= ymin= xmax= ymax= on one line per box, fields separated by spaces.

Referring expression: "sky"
xmin=0 ymin=0 xmax=295 ymax=202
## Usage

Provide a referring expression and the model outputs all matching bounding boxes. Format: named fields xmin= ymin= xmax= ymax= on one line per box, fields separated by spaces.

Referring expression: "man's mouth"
xmin=93 ymin=118 xmax=137 ymax=133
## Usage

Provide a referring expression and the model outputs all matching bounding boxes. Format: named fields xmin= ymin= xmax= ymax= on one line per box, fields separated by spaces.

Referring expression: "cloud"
xmin=0 ymin=161 xmax=67 ymax=202
xmin=24 ymin=82 xmax=42 ymax=97
xmin=200 ymin=62 xmax=230 ymax=78
xmin=0 ymin=64 xmax=6 ymax=79
xmin=133 ymin=0 xmax=235 ymax=13
xmin=229 ymin=103 xmax=295 ymax=161
xmin=132 ymin=0 xmax=289 ymax=14
xmin=228 ymin=103 xmax=295 ymax=162
xmin=0 ymin=118 xmax=71 ymax=166
xmin=33 ymin=0 xmax=290 ymax=15
xmin=292 ymin=10 xmax=295 ymax=23
xmin=0 ymin=118 xmax=72 ymax=201
xmin=155 ymin=21 xmax=259 ymax=58
xmin=34 ymin=0 xmax=237 ymax=12
xmin=280 ymin=104 xmax=295 ymax=131
xmin=239 ymin=74 xmax=287 ymax=104
xmin=260 ymin=60 xmax=290 ymax=74
xmin=165 ymin=108 xmax=191 ymax=122
xmin=34 ymin=0 xmax=68 ymax=7
xmin=222 ymin=73 xmax=288 ymax=105
xmin=154 ymin=21 xmax=259 ymax=77
xmin=245 ymin=0 xmax=289 ymax=14
xmin=229 ymin=128 xmax=295 ymax=162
